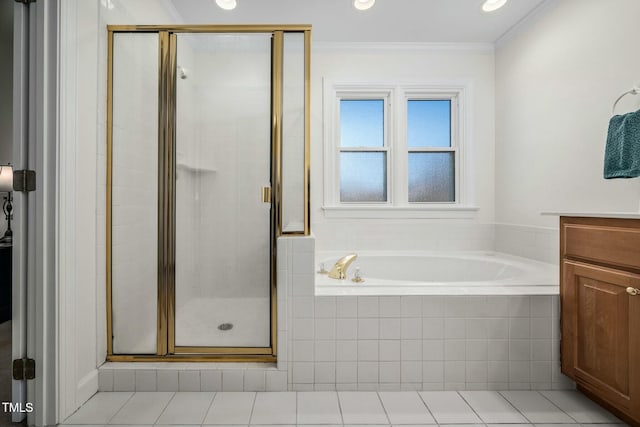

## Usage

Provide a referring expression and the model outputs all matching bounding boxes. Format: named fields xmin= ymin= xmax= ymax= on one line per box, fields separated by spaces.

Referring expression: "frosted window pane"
xmin=408 ymin=100 xmax=451 ymax=148
xmin=340 ymin=99 xmax=384 ymax=147
xmin=340 ymin=152 xmax=387 ymax=202
xmin=408 ymin=152 xmax=455 ymax=202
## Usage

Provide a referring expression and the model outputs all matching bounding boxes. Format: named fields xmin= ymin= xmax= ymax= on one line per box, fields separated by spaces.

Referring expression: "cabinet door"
xmin=562 ymin=261 xmax=640 ymax=419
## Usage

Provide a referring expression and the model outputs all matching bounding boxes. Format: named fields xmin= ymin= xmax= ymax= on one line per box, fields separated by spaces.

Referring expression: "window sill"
xmin=321 ymin=205 xmax=479 ymax=219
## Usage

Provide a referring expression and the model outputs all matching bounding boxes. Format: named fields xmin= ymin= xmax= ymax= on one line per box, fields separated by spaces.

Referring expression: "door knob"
xmin=627 ymin=287 xmax=640 ymax=296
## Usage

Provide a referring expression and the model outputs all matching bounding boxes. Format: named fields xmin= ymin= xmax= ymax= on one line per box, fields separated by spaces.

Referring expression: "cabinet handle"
xmin=627 ymin=287 xmax=640 ymax=296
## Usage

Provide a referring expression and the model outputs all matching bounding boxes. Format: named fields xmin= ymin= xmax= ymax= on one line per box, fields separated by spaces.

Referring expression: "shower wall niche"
xmin=107 ymin=26 xmax=310 ymax=361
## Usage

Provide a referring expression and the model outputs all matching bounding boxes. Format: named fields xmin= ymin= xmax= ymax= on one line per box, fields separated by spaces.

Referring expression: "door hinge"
xmin=13 ymin=358 xmax=36 ymax=380
xmin=13 ymin=170 xmax=36 ymax=192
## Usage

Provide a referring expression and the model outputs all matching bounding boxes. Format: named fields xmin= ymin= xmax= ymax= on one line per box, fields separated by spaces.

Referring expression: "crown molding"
xmin=495 ymin=0 xmax=557 ymax=49
xmin=313 ymin=41 xmax=494 ymax=54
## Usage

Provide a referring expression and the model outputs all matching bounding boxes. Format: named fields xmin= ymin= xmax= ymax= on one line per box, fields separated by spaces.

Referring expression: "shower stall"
xmin=106 ymin=26 xmax=310 ymax=361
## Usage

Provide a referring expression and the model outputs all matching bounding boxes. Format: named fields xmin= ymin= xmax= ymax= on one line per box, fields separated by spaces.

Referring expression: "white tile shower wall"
xmin=495 ymin=223 xmax=559 ymax=264
xmin=282 ymin=235 xmax=574 ymax=391
xmin=190 ymin=46 xmax=272 ymax=300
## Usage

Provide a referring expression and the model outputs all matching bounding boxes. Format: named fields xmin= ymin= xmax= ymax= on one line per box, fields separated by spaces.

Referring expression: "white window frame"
xmin=323 ymin=79 xmax=478 ymax=219
xmin=334 ymin=88 xmax=393 ymax=205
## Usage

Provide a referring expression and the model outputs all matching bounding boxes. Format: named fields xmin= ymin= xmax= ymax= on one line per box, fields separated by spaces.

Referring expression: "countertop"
xmin=542 ymin=211 xmax=640 ymax=219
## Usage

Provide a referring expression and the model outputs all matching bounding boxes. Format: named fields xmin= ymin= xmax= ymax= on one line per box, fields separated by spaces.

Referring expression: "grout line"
xmin=247 ymin=391 xmax=258 ymax=425
xmin=104 ymin=390 xmax=136 ymax=425
xmin=457 ymin=390 xmax=488 ymax=424
xmin=496 ymin=390 xmax=533 ymax=424
xmin=151 ymin=391 xmax=176 ymax=425
xmin=416 ymin=389 xmax=438 ymax=423
xmin=376 ymin=391 xmax=392 ymax=425
xmin=497 ymin=390 xmax=535 ymax=424
xmin=336 ymin=390 xmax=345 ymax=425
xmin=200 ymin=391 xmax=217 ymax=425
xmin=153 ymin=391 xmax=177 ymax=424
xmin=537 ymin=389 xmax=582 ymax=424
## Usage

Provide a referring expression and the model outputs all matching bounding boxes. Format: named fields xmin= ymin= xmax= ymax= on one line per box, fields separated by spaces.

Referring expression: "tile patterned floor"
xmin=60 ymin=390 xmax=628 ymax=427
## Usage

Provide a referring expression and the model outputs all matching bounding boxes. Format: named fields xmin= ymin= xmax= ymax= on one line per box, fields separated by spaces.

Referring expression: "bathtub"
xmin=315 ymin=251 xmax=558 ymax=296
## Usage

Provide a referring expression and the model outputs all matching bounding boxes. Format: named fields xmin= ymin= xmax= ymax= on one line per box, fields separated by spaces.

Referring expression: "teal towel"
xmin=604 ymin=109 xmax=640 ymax=178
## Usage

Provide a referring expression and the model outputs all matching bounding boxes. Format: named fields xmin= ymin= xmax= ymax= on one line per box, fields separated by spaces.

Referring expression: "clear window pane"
xmin=407 ymin=100 xmax=451 ymax=148
xmin=340 ymin=99 xmax=384 ymax=147
xmin=408 ymin=152 xmax=455 ymax=202
xmin=340 ymin=151 xmax=387 ymax=202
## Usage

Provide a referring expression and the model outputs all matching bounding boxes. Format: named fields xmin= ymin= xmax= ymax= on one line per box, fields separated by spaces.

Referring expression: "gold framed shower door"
xmin=106 ymin=25 xmax=311 ymax=362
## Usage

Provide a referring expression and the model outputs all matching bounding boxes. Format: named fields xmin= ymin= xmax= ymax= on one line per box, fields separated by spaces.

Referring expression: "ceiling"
xmin=167 ymin=0 xmax=550 ymax=43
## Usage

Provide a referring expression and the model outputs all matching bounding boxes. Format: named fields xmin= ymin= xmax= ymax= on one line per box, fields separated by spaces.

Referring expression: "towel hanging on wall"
xmin=604 ymin=108 xmax=640 ymax=179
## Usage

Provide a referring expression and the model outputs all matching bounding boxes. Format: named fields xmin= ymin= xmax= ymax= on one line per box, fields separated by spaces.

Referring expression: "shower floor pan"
xmin=174 ymin=297 xmax=270 ymax=348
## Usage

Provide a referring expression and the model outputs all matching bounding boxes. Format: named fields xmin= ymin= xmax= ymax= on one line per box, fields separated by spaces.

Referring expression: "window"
xmin=323 ymin=82 xmax=476 ymax=218
xmin=339 ymin=99 xmax=387 ymax=202
xmin=407 ymin=99 xmax=454 ymax=203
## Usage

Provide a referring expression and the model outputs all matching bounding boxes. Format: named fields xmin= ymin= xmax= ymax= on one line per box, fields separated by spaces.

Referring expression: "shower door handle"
xmin=261 ymin=186 xmax=271 ymax=203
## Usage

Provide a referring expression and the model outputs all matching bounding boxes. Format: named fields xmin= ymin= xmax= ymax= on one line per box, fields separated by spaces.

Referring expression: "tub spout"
xmin=328 ymin=253 xmax=357 ymax=279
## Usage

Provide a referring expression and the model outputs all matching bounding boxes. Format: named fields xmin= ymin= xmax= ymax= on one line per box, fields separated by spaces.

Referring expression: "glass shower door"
xmin=173 ymin=33 xmax=272 ymax=350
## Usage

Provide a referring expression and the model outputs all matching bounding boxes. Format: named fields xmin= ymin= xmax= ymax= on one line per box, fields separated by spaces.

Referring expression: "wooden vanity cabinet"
xmin=560 ymin=217 xmax=640 ymax=426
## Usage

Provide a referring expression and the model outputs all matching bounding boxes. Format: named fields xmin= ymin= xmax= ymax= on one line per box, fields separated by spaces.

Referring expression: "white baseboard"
xmin=76 ymin=369 xmax=99 ymax=410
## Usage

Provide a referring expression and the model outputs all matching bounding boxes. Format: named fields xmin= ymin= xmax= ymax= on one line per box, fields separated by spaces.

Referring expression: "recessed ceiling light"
xmin=482 ymin=0 xmax=508 ymax=12
xmin=353 ymin=0 xmax=375 ymax=11
xmin=216 ymin=0 xmax=237 ymax=11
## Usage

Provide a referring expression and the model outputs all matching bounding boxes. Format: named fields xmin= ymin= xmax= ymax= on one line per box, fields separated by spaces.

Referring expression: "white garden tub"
xmin=315 ymin=251 xmax=558 ymax=296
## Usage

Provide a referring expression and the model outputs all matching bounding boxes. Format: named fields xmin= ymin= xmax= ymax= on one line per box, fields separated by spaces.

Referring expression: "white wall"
xmin=311 ymin=45 xmax=496 ymax=252
xmin=60 ymin=0 xmax=183 ymax=419
xmin=0 ymin=0 xmax=12 ymax=236
xmin=495 ymin=0 xmax=640 ymax=230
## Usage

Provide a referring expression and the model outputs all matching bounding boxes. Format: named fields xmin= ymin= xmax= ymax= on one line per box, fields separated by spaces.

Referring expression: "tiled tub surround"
xmin=98 ymin=236 xmax=572 ymax=392
xmin=287 ymin=294 xmax=569 ymax=391
xmin=280 ymin=236 xmax=573 ymax=391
